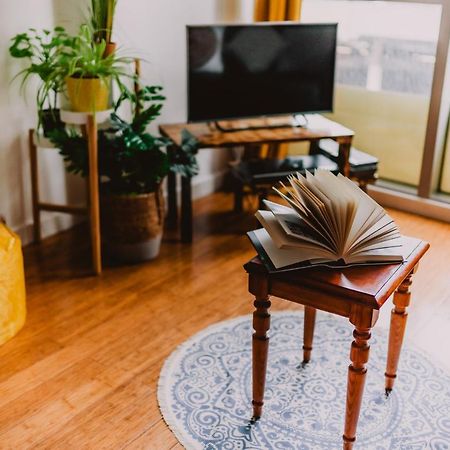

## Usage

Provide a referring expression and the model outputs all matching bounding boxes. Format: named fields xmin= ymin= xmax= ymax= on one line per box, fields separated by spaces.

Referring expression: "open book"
xmin=248 ymin=170 xmax=406 ymax=271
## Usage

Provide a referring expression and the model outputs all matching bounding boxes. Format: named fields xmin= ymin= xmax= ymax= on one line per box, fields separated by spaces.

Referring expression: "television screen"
xmin=187 ymin=23 xmax=337 ymax=122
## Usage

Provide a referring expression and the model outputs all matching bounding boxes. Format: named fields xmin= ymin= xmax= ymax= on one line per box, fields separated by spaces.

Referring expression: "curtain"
xmin=253 ymin=0 xmax=302 ymax=159
xmin=254 ymin=0 xmax=302 ymax=21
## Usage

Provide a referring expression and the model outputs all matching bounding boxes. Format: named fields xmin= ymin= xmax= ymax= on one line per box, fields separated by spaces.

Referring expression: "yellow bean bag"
xmin=0 ymin=222 xmax=26 ymax=345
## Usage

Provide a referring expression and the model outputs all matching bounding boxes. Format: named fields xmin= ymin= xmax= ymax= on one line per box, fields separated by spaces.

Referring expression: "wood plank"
xmin=159 ymin=114 xmax=354 ymax=148
xmin=124 ymin=420 xmax=179 ymax=449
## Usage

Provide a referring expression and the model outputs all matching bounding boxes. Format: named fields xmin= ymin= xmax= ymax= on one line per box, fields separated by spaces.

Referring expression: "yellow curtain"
xmin=254 ymin=0 xmax=302 ymax=21
xmin=253 ymin=0 xmax=302 ymax=159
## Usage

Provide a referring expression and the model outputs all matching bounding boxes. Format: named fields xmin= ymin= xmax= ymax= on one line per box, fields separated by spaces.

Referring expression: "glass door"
xmin=302 ymin=0 xmax=442 ymax=190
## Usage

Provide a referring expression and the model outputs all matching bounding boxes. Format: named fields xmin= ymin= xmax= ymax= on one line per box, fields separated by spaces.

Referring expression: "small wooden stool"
xmin=244 ymin=237 xmax=429 ymax=449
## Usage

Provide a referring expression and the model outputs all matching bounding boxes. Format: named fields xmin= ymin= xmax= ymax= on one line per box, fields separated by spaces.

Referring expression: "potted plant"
xmin=50 ymin=24 xmax=132 ymax=112
xmin=90 ymin=0 xmax=118 ymax=56
xmin=9 ymin=26 xmax=70 ymax=135
xmin=49 ymin=85 xmax=199 ymax=262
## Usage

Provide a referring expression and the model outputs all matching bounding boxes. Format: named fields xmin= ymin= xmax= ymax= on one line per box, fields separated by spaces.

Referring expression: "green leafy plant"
xmin=169 ymin=129 xmax=200 ymax=178
xmin=49 ymin=84 xmax=200 ymax=194
xmin=43 ymin=24 xmax=133 ymax=103
xmin=113 ymin=85 xmax=166 ymax=134
xmin=90 ymin=0 xmax=118 ymax=43
xmin=99 ymin=85 xmax=170 ymax=194
xmin=9 ymin=26 xmax=71 ymax=113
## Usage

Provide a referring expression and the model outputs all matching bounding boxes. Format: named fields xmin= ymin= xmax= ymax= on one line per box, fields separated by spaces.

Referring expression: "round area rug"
xmin=158 ymin=312 xmax=450 ymax=449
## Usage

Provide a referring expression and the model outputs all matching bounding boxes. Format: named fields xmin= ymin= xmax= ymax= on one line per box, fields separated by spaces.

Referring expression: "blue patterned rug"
xmin=158 ymin=312 xmax=450 ymax=449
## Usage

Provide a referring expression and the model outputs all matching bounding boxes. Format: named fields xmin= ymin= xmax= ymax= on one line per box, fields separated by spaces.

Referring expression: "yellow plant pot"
xmin=66 ymin=76 xmax=110 ymax=112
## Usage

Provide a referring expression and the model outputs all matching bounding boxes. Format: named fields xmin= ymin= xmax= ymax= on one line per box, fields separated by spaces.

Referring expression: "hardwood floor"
xmin=1 ymin=192 xmax=449 ymax=449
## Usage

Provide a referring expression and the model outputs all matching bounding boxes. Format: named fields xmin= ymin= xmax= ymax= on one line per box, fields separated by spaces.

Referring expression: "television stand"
xmin=159 ymin=114 xmax=354 ymax=243
xmin=213 ymin=114 xmax=308 ymax=133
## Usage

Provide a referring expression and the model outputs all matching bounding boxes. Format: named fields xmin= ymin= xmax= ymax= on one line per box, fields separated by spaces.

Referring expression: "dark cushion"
xmin=231 ymin=154 xmax=339 ymax=186
xmin=318 ymin=139 xmax=378 ymax=173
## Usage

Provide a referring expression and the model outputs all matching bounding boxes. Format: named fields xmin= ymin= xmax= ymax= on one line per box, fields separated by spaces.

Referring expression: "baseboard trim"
xmin=16 ymin=214 xmax=84 ymax=246
xmin=368 ymin=185 xmax=450 ymax=223
xmin=191 ymin=169 xmax=228 ymax=200
xmin=16 ymin=175 xmax=450 ymax=246
xmin=16 ymin=170 xmax=230 ymax=246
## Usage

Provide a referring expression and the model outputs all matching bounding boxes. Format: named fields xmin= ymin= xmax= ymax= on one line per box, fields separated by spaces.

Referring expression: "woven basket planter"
xmin=100 ymin=187 xmax=164 ymax=263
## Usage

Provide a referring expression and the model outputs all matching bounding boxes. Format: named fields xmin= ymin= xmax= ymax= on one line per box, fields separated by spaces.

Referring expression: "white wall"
xmin=0 ymin=0 xmax=253 ymax=244
xmin=0 ymin=0 xmax=84 ymax=244
xmin=113 ymin=0 xmax=241 ymax=200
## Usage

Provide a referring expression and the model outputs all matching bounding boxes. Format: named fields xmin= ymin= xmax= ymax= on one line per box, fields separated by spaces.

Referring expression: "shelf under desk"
xmin=159 ymin=114 xmax=355 ymax=244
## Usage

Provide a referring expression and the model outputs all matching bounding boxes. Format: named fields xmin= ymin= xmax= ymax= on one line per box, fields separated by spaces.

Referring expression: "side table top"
xmin=244 ymin=236 xmax=429 ymax=309
xmin=159 ymin=114 xmax=354 ymax=148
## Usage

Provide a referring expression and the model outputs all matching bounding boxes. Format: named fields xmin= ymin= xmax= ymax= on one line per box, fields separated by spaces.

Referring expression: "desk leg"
xmin=252 ymin=295 xmax=271 ymax=420
xmin=337 ymin=140 xmax=352 ymax=178
xmin=309 ymin=140 xmax=320 ymax=155
xmin=385 ymin=271 xmax=413 ymax=394
xmin=181 ymin=175 xmax=193 ymax=243
xmin=234 ymin=182 xmax=244 ymax=213
xmin=303 ymin=306 xmax=316 ymax=363
xmin=343 ymin=325 xmax=371 ymax=450
xmin=167 ymin=146 xmax=178 ymax=230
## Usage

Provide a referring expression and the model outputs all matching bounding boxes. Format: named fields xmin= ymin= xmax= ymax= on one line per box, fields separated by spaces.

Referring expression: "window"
xmin=439 ymin=124 xmax=450 ymax=194
xmin=302 ymin=0 xmax=444 ymax=191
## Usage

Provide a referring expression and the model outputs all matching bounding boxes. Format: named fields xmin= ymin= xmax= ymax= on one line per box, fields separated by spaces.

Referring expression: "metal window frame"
xmin=417 ymin=0 xmax=450 ymax=197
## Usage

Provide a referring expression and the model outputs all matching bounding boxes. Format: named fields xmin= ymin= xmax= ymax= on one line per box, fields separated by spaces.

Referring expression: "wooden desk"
xmin=244 ymin=237 xmax=430 ymax=449
xmin=159 ymin=115 xmax=354 ymax=243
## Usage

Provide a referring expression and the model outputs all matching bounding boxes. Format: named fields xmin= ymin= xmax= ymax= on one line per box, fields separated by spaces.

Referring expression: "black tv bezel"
xmin=186 ymin=22 xmax=338 ymax=123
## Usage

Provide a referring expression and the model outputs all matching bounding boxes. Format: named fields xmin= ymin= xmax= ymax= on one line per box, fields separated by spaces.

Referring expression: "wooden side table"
xmin=244 ymin=237 xmax=429 ymax=449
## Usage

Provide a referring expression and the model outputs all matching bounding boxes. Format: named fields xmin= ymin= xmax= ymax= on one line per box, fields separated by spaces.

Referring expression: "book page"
xmin=272 ymin=188 xmax=335 ymax=247
xmin=263 ymin=200 xmax=335 ymax=249
xmin=289 ymin=176 xmax=337 ymax=249
xmin=309 ymin=171 xmax=345 ymax=248
xmin=256 ymin=209 xmax=334 ymax=251
xmin=304 ymin=171 xmax=339 ymax=239
xmin=350 ymin=235 xmax=402 ymax=254
xmin=314 ymin=170 xmax=357 ymax=255
xmin=252 ymin=228 xmax=336 ymax=269
xmin=348 ymin=215 xmax=399 ymax=253
xmin=345 ymin=244 xmax=403 ymax=264
xmin=338 ymin=176 xmax=381 ymax=253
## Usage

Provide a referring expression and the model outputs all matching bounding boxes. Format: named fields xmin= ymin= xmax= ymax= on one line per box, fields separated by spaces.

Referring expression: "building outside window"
xmin=302 ymin=0 xmax=449 ymax=198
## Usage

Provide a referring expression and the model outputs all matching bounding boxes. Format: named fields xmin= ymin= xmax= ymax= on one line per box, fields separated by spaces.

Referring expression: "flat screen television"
xmin=187 ymin=23 xmax=337 ymax=123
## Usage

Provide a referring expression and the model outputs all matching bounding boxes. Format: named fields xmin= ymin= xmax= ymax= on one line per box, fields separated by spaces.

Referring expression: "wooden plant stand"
xmin=29 ymin=109 xmax=111 ymax=275
xmin=244 ymin=237 xmax=429 ymax=449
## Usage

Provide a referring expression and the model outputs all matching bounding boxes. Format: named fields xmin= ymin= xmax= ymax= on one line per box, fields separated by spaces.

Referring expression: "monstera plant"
xmin=49 ymin=85 xmax=199 ymax=263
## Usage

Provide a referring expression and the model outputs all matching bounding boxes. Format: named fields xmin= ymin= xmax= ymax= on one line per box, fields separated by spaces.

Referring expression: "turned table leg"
xmin=343 ymin=326 xmax=371 ymax=450
xmin=303 ymin=306 xmax=316 ymax=363
xmin=252 ymin=296 xmax=271 ymax=420
xmin=385 ymin=272 xmax=413 ymax=394
xmin=337 ymin=139 xmax=352 ymax=177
